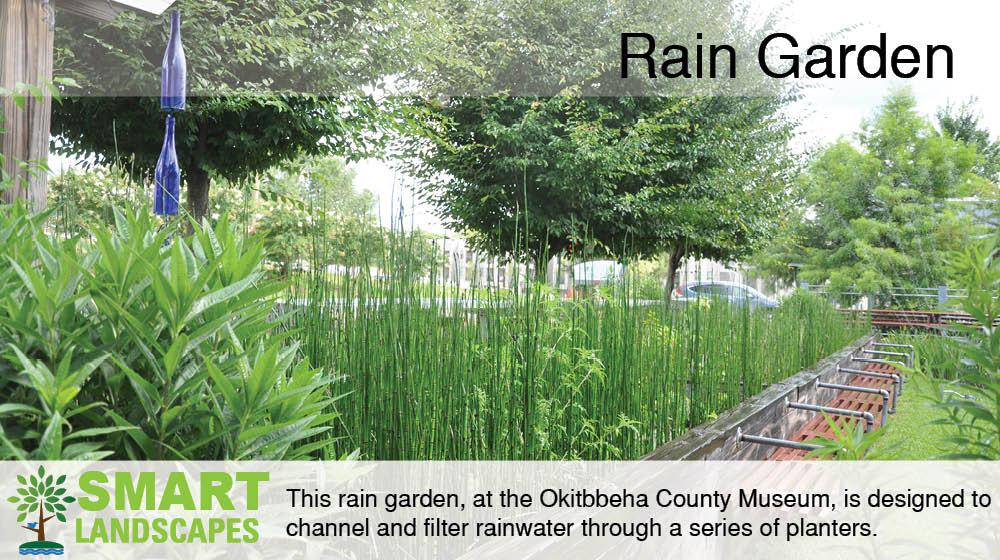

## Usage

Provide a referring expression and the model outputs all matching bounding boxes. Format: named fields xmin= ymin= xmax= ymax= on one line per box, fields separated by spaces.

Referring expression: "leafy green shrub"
xmin=0 ymin=203 xmax=341 ymax=460
xmin=929 ymin=236 xmax=1000 ymax=459
xmin=47 ymin=165 xmax=147 ymax=239
xmin=806 ymin=414 xmax=886 ymax=460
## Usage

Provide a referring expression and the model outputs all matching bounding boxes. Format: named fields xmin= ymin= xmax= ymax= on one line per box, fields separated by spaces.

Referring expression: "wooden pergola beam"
xmin=57 ymin=0 xmax=128 ymax=22
xmin=58 ymin=0 xmax=175 ymax=22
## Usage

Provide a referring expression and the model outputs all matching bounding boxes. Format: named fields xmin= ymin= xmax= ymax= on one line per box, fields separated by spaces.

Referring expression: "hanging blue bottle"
xmin=161 ymin=10 xmax=186 ymax=111
xmin=154 ymin=115 xmax=181 ymax=215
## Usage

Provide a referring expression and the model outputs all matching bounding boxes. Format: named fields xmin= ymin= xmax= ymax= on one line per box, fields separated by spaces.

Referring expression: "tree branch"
xmin=42 ymin=515 xmax=56 ymax=523
xmin=20 ymin=526 xmax=40 ymax=534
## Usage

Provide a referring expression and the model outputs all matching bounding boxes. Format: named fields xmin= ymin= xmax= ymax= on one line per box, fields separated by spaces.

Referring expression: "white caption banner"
xmin=0 ymin=461 xmax=996 ymax=559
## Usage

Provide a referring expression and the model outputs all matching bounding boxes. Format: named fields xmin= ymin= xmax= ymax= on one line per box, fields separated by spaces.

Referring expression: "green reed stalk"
xmin=287 ymin=225 xmax=867 ymax=460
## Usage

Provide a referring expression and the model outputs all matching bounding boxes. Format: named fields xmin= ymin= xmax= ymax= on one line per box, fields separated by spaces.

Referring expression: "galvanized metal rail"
xmin=836 ymin=365 xmax=900 ymax=412
xmin=852 ymin=356 xmax=907 ymax=377
xmin=785 ymin=398 xmax=876 ymax=432
xmin=736 ymin=428 xmax=822 ymax=452
xmin=733 ymin=338 xmax=913 ymax=460
xmin=871 ymin=342 xmax=914 ymax=349
xmin=817 ymin=381 xmax=890 ymax=426
xmin=859 ymin=348 xmax=911 ymax=367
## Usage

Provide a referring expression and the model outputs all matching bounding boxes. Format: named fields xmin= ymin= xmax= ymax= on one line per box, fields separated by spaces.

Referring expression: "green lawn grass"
xmin=871 ymin=373 xmax=957 ymax=460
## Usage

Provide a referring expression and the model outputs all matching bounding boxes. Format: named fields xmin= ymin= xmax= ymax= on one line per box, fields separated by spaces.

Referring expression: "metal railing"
xmin=836 ymin=365 xmax=900 ymax=412
xmin=852 ymin=356 xmax=906 ymax=368
xmin=817 ymin=381 xmax=890 ymax=426
xmin=800 ymin=283 xmax=968 ymax=310
xmin=736 ymin=428 xmax=821 ymax=452
xmin=785 ymin=398 xmax=876 ymax=432
xmin=859 ymin=348 xmax=911 ymax=367
xmin=735 ymin=339 xmax=911 ymax=458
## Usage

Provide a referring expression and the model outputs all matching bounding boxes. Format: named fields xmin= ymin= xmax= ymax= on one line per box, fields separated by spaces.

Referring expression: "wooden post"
xmin=1 ymin=0 xmax=54 ymax=210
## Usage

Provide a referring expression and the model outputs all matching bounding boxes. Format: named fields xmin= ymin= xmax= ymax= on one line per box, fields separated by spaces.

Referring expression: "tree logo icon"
xmin=7 ymin=466 xmax=75 ymax=556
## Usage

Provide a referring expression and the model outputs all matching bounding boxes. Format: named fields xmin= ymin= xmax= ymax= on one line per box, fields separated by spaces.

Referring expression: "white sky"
xmin=55 ymin=0 xmax=1000 ymax=235
xmin=115 ymin=0 xmax=177 ymax=15
xmin=768 ymin=0 xmax=1000 ymax=148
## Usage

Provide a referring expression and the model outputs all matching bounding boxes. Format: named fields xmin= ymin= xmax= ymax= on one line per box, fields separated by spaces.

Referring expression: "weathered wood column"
xmin=0 ymin=0 xmax=54 ymax=210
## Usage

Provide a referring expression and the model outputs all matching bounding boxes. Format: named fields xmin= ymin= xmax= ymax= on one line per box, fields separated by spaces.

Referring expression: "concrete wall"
xmin=642 ymin=333 xmax=877 ymax=461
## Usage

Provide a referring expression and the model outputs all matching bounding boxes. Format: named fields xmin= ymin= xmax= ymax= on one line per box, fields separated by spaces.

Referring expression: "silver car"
xmin=672 ymin=281 xmax=778 ymax=308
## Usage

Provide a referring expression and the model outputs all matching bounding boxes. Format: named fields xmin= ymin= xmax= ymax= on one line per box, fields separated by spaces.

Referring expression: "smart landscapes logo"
xmin=8 ymin=467 xmax=270 ymax=556
xmin=7 ymin=466 xmax=75 ymax=556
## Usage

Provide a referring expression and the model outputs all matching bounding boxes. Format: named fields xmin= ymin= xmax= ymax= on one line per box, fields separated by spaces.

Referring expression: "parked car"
xmin=672 ymin=281 xmax=778 ymax=309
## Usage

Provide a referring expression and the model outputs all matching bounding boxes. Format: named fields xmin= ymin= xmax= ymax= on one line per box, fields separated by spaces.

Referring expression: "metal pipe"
xmin=736 ymin=427 xmax=821 ymax=452
xmin=871 ymin=342 xmax=913 ymax=350
xmin=861 ymin=349 xmax=908 ymax=359
xmin=785 ymin=398 xmax=875 ymax=432
xmin=852 ymin=356 xmax=907 ymax=374
xmin=837 ymin=365 xmax=901 ymax=412
xmin=870 ymin=343 xmax=914 ymax=367
xmin=872 ymin=342 xmax=915 ymax=368
xmin=853 ymin=354 xmax=909 ymax=394
xmin=869 ymin=346 xmax=913 ymax=367
xmin=817 ymin=381 xmax=891 ymax=426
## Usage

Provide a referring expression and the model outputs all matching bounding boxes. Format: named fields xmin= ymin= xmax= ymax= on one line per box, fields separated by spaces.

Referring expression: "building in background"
xmin=428 ymin=235 xmax=784 ymax=297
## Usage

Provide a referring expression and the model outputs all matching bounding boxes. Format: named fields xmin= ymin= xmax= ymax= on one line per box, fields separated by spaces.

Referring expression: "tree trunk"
xmin=186 ymin=166 xmax=210 ymax=223
xmin=1 ymin=0 xmax=55 ymax=211
xmin=36 ymin=506 xmax=50 ymax=541
xmin=664 ymin=245 xmax=686 ymax=301
xmin=37 ymin=507 xmax=45 ymax=541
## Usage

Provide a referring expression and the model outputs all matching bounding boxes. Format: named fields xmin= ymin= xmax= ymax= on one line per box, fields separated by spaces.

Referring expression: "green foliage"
xmin=929 ymin=236 xmax=1000 ymax=459
xmin=290 ymin=230 xmax=867 ymax=459
xmin=51 ymin=0 xmax=423 ymax=218
xmin=406 ymin=0 xmax=795 ymax=289
xmin=806 ymin=414 xmax=886 ymax=460
xmin=937 ymin=99 xmax=1000 ymax=183
xmin=867 ymin=373 xmax=956 ymax=460
xmin=893 ymin=333 xmax=959 ymax=380
xmin=253 ymin=157 xmax=378 ymax=273
xmin=758 ymin=90 xmax=998 ymax=303
xmin=52 ymin=95 xmax=377 ymax=220
xmin=47 ymin=165 xmax=146 ymax=239
xmin=412 ymin=96 xmax=796 ymax=278
xmin=45 ymin=158 xmax=442 ymax=283
xmin=0 ymin=202 xmax=341 ymax=460
xmin=626 ymin=260 xmax=670 ymax=300
xmin=7 ymin=466 xmax=76 ymax=526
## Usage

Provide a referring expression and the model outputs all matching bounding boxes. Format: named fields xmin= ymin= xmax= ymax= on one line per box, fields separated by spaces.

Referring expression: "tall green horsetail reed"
xmin=285 ymin=223 xmax=867 ymax=460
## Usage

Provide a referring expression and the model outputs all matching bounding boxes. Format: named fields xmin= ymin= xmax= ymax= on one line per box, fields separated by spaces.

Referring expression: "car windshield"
xmin=691 ymin=284 xmax=728 ymax=296
xmin=689 ymin=283 xmax=768 ymax=300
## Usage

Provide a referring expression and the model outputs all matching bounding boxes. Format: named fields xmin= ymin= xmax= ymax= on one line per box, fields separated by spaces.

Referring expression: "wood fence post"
xmin=1 ymin=0 xmax=54 ymax=211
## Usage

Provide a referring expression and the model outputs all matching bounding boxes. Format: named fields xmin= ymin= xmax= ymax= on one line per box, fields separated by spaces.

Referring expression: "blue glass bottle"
xmin=154 ymin=115 xmax=180 ymax=215
xmin=161 ymin=10 xmax=187 ymax=111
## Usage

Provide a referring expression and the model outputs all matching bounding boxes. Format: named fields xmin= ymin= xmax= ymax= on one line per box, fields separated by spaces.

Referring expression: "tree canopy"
xmin=404 ymin=0 xmax=794 ymax=286
xmin=51 ymin=0 xmax=426 ymax=220
xmin=411 ymin=95 xmax=796 ymax=287
xmin=252 ymin=156 xmax=377 ymax=273
xmin=937 ymin=99 xmax=1000 ymax=183
xmin=756 ymin=90 xmax=999 ymax=302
